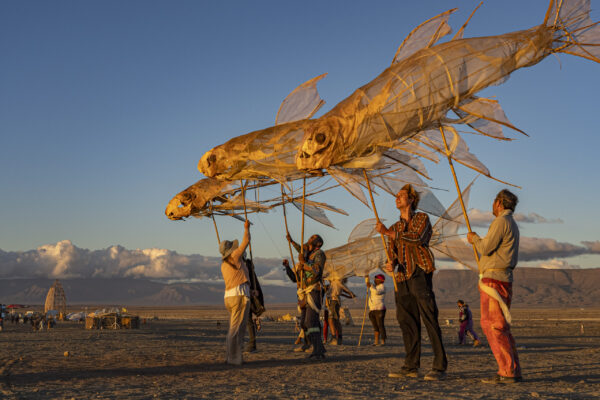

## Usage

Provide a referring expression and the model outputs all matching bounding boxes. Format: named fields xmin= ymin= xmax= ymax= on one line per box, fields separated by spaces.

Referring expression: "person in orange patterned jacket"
xmin=376 ymin=184 xmax=447 ymax=381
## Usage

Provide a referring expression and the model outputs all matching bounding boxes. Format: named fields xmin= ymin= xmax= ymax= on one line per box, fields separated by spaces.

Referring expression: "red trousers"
xmin=479 ymin=278 xmax=521 ymax=378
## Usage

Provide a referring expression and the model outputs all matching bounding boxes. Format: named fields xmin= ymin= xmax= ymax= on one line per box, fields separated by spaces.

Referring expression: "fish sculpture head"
xmin=165 ymin=189 xmax=198 ymax=220
xmin=165 ymin=178 xmax=231 ymax=220
xmin=296 ymin=116 xmax=345 ymax=171
xmin=198 ymin=147 xmax=228 ymax=178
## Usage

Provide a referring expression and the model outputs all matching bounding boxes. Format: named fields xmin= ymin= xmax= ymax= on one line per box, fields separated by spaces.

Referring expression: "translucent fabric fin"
xmin=327 ymin=167 xmax=370 ymax=207
xmin=451 ymin=2 xmax=483 ymax=40
xmin=347 ymin=218 xmax=380 ymax=243
xmin=432 ymin=239 xmax=477 ymax=271
xmin=392 ymin=9 xmax=457 ymax=64
xmin=454 ymin=97 xmax=526 ymax=138
xmin=414 ymin=127 xmax=491 ymax=177
xmin=324 ymin=236 xmax=387 ymax=280
xmin=382 ymin=149 xmax=430 ymax=179
xmin=292 ymin=200 xmax=335 ymax=228
xmin=275 ymin=73 xmax=328 ymax=125
xmin=392 ymin=140 xmax=440 ymax=163
xmin=417 ymin=189 xmax=448 ymax=218
xmin=431 ymin=178 xmax=475 ymax=245
xmin=548 ymin=0 xmax=600 ymax=62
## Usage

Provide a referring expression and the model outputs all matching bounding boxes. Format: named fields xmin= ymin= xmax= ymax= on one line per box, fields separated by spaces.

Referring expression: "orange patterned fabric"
xmin=479 ymin=278 xmax=521 ymax=378
xmin=389 ymin=212 xmax=435 ymax=282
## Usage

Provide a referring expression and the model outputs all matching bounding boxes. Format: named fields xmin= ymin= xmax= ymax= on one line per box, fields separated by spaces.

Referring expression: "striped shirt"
xmin=389 ymin=212 xmax=435 ymax=282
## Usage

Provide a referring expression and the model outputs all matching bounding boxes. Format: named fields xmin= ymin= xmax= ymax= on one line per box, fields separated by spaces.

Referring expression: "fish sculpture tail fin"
xmin=545 ymin=0 xmax=600 ymax=63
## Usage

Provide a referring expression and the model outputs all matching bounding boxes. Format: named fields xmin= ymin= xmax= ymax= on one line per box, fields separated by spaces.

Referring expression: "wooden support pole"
xmin=281 ymin=184 xmax=296 ymax=268
xmin=209 ymin=201 xmax=221 ymax=245
xmin=438 ymin=126 xmax=481 ymax=273
xmin=362 ymin=169 xmax=399 ymax=292
xmin=240 ymin=180 xmax=254 ymax=262
xmin=299 ymin=176 xmax=307 ymax=289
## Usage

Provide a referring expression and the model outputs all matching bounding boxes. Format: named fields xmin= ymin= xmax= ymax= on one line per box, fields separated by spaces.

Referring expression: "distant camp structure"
xmin=85 ymin=308 xmax=140 ymax=330
xmin=45 ymin=279 xmax=67 ymax=320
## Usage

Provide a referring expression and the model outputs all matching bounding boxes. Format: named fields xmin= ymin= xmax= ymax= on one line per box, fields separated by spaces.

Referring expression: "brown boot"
xmin=372 ymin=332 xmax=380 ymax=346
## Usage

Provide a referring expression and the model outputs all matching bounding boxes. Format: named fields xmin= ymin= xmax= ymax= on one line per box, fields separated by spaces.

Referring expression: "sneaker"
xmin=481 ymin=374 xmax=522 ymax=384
xmin=388 ymin=368 xmax=418 ymax=379
xmin=330 ymin=338 xmax=338 ymax=346
xmin=424 ymin=370 xmax=446 ymax=381
xmin=473 ymin=340 xmax=481 ymax=347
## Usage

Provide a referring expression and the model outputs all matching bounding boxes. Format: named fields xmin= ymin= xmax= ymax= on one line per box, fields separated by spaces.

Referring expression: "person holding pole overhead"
xmin=376 ymin=184 xmax=447 ymax=381
xmin=467 ymin=189 xmax=521 ymax=384
xmin=283 ymin=233 xmax=327 ymax=360
xmin=219 ymin=219 xmax=251 ymax=366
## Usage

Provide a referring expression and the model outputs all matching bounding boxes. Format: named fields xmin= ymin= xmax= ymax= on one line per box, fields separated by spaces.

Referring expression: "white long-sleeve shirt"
xmin=368 ymin=283 xmax=386 ymax=311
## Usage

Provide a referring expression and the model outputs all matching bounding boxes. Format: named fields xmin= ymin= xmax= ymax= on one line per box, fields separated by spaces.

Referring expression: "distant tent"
xmin=45 ymin=279 xmax=67 ymax=318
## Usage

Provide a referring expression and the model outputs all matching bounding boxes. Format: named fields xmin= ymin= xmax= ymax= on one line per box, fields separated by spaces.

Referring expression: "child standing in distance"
xmin=457 ymin=300 xmax=481 ymax=347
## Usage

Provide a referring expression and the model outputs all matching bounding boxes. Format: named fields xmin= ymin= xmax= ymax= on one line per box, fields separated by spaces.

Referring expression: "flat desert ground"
xmin=1 ymin=306 xmax=599 ymax=399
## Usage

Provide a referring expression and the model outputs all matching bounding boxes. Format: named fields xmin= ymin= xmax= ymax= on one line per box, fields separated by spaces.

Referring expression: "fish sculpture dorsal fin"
xmin=275 ymin=73 xmax=327 ymax=125
xmin=451 ymin=1 xmax=483 ymax=40
xmin=391 ymin=8 xmax=457 ymax=65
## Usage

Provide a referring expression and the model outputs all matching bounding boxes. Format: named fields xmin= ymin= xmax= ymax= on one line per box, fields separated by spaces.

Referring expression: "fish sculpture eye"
xmin=315 ymin=132 xmax=326 ymax=144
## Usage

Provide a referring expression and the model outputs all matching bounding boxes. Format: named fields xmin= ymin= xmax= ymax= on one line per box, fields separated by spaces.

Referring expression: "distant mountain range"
xmin=1 ymin=268 xmax=598 ymax=308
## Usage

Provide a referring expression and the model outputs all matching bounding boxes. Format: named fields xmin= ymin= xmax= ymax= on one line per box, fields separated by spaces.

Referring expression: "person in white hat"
xmin=220 ymin=220 xmax=251 ymax=365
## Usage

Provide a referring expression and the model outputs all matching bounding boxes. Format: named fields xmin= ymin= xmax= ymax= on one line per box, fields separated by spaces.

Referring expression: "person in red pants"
xmin=468 ymin=189 xmax=522 ymax=384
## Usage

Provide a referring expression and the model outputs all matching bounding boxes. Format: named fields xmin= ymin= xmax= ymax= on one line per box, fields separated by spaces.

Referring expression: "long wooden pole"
xmin=438 ymin=126 xmax=481 ymax=273
xmin=357 ymin=276 xmax=369 ymax=346
xmin=362 ymin=169 xmax=399 ymax=292
xmin=299 ymin=176 xmax=306 ymax=289
xmin=240 ymin=180 xmax=254 ymax=262
xmin=209 ymin=201 xmax=221 ymax=245
xmin=280 ymin=184 xmax=296 ymax=268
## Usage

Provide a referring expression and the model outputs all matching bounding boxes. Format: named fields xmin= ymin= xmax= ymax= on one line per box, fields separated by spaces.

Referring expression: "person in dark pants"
xmin=244 ymin=255 xmax=264 ymax=353
xmin=376 ymin=184 xmax=447 ymax=381
xmin=367 ymin=274 xmax=387 ymax=345
xmin=283 ymin=233 xmax=327 ymax=360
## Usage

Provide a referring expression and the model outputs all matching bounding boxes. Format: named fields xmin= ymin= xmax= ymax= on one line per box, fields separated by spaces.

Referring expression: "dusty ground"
xmin=1 ymin=307 xmax=599 ymax=399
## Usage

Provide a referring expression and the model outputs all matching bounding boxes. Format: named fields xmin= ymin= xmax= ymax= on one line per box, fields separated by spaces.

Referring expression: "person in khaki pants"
xmin=220 ymin=220 xmax=252 ymax=366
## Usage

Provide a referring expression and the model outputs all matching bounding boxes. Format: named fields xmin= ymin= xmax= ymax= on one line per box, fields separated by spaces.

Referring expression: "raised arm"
xmin=286 ymin=233 xmax=301 ymax=253
xmin=230 ymin=220 xmax=251 ymax=265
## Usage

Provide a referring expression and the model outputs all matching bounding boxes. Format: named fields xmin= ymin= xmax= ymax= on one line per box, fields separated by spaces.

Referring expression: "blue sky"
xmin=1 ymin=0 xmax=599 ymax=269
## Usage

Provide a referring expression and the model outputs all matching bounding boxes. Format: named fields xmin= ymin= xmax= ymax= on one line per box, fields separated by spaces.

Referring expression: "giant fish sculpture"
xmin=296 ymin=0 xmax=600 ymax=173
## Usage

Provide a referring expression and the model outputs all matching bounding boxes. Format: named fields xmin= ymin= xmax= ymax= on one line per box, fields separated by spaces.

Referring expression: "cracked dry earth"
xmin=0 ymin=307 xmax=599 ymax=399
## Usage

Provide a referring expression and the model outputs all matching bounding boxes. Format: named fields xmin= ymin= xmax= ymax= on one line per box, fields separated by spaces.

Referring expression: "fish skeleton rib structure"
xmin=296 ymin=0 xmax=600 ymax=175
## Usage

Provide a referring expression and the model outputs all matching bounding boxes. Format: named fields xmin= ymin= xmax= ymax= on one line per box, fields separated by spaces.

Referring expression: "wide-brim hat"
xmin=219 ymin=239 xmax=239 ymax=260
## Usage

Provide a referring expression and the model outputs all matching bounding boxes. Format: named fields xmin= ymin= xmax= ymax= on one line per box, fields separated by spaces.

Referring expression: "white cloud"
xmin=468 ymin=209 xmax=563 ymax=227
xmin=536 ymin=259 xmax=581 ymax=269
xmin=0 ymin=237 xmax=597 ymax=281
xmin=582 ymin=241 xmax=600 ymax=253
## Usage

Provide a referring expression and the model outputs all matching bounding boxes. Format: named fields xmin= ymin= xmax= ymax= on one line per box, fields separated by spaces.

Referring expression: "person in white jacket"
xmin=367 ymin=274 xmax=387 ymax=345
